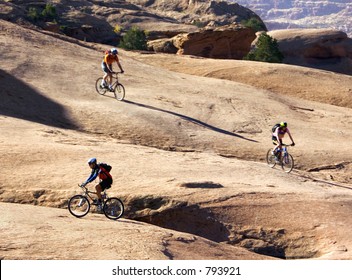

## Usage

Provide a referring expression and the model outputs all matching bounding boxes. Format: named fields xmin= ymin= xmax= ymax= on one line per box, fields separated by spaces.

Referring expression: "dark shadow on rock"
xmin=124 ymin=100 xmax=258 ymax=142
xmin=0 ymin=69 xmax=78 ymax=129
xmin=179 ymin=182 xmax=224 ymax=189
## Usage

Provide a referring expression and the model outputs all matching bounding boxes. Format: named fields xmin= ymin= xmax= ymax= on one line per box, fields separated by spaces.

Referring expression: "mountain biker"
xmin=101 ymin=48 xmax=124 ymax=91
xmin=80 ymin=158 xmax=113 ymax=208
xmin=272 ymin=121 xmax=295 ymax=158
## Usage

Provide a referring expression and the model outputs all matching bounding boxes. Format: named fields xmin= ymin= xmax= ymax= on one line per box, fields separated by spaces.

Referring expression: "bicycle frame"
xmin=79 ymin=185 xmax=108 ymax=203
xmin=277 ymin=144 xmax=290 ymax=162
xmin=107 ymin=72 xmax=121 ymax=87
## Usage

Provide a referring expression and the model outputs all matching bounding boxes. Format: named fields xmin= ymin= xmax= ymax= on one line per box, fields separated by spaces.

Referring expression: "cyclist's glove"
xmin=121 ymin=70 xmax=124 ymax=74
xmin=80 ymin=182 xmax=87 ymax=187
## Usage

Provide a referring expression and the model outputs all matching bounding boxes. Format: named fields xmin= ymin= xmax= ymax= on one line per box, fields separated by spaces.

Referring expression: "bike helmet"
xmin=111 ymin=48 xmax=118 ymax=55
xmin=280 ymin=121 xmax=287 ymax=128
xmin=87 ymin=157 xmax=97 ymax=165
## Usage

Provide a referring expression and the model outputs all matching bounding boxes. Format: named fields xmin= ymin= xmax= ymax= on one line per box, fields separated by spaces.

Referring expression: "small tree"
xmin=27 ymin=3 xmax=58 ymax=22
xmin=241 ymin=17 xmax=266 ymax=32
xmin=28 ymin=7 xmax=40 ymax=22
xmin=244 ymin=33 xmax=284 ymax=63
xmin=41 ymin=3 xmax=57 ymax=21
xmin=119 ymin=26 xmax=147 ymax=51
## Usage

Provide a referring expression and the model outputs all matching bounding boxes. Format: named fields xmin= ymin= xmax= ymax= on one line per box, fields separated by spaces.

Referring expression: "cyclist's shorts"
xmin=101 ymin=62 xmax=113 ymax=73
xmin=272 ymin=136 xmax=280 ymax=145
xmin=100 ymin=177 xmax=113 ymax=191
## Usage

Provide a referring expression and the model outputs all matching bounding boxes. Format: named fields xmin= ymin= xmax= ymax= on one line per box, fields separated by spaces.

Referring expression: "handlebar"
xmin=78 ymin=184 xmax=88 ymax=191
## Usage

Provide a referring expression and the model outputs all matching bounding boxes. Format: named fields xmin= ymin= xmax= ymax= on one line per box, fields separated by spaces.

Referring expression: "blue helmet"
xmin=111 ymin=48 xmax=118 ymax=55
xmin=87 ymin=157 xmax=97 ymax=165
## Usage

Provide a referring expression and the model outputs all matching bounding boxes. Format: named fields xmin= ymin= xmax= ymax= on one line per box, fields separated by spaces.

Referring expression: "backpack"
xmin=99 ymin=163 xmax=112 ymax=173
xmin=271 ymin=123 xmax=280 ymax=133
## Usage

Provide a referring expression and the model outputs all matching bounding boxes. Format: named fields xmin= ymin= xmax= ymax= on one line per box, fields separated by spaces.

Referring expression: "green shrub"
xmin=243 ymin=33 xmax=284 ymax=63
xmin=27 ymin=7 xmax=40 ymax=22
xmin=119 ymin=26 xmax=147 ymax=51
xmin=192 ymin=20 xmax=206 ymax=28
xmin=27 ymin=4 xmax=57 ymax=22
xmin=41 ymin=3 xmax=57 ymax=21
xmin=241 ymin=17 xmax=266 ymax=32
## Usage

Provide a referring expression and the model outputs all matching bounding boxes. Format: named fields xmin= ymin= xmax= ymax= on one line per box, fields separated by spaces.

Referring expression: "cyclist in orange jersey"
xmin=101 ymin=48 xmax=124 ymax=91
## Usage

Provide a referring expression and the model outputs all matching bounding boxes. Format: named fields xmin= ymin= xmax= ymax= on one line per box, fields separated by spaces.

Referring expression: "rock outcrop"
xmin=0 ymin=0 xmax=265 ymax=44
xmin=149 ymin=24 xmax=256 ymax=59
xmin=268 ymin=29 xmax=352 ymax=75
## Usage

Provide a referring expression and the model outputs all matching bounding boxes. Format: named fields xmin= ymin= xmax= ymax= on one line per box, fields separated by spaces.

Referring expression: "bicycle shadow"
xmin=291 ymin=171 xmax=352 ymax=191
xmin=123 ymin=100 xmax=258 ymax=142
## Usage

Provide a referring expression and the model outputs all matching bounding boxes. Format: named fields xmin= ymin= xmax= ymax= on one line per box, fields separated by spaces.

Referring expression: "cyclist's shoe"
xmin=100 ymin=81 xmax=107 ymax=89
xmin=108 ymin=85 xmax=114 ymax=91
xmin=96 ymin=204 xmax=103 ymax=213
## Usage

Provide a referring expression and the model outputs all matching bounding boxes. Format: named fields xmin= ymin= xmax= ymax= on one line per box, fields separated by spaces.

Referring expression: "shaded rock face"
xmin=267 ymin=29 xmax=352 ymax=75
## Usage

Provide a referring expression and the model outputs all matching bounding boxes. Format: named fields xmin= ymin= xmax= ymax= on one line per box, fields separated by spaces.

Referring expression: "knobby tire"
xmin=266 ymin=149 xmax=276 ymax=168
xmin=114 ymin=83 xmax=125 ymax=101
xmin=95 ymin=77 xmax=107 ymax=95
xmin=281 ymin=153 xmax=294 ymax=173
xmin=68 ymin=195 xmax=90 ymax=218
xmin=103 ymin=197 xmax=124 ymax=220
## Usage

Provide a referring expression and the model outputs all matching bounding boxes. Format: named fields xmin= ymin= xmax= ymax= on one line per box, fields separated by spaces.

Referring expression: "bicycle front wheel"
xmin=281 ymin=154 xmax=294 ymax=173
xmin=114 ymin=83 xmax=125 ymax=101
xmin=103 ymin=197 xmax=124 ymax=220
xmin=95 ymin=77 xmax=107 ymax=95
xmin=266 ymin=149 xmax=276 ymax=168
xmin=68 ymin=195 xmax=90 ymax=218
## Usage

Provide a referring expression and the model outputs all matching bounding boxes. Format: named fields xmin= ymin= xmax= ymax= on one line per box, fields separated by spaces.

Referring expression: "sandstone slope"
xmin=0 ymin=19 xmax=352 ymax=260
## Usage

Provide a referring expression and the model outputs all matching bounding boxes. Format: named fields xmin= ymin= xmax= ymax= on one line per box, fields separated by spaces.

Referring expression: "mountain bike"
xmin=68 ymin=184 xmax=124 ymax=220
xmin=95 ymin=72 xmax=125 ymax=101
xmin=266 ymin=144 xmax=294 ymax=173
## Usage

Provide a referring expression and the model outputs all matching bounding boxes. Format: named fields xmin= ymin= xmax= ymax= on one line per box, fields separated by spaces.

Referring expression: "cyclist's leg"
xmin=97 ymin=179 xmax=112 ymax=202
xmin=105 ymin=64 xmax=113 ymax=87
xmin=95 ymin=183 xmax=103 ymax=202
xmin=101 ymin=62 xmax=109 ymax=86
xmin=272 ymin=137 xmax=280 ymax=154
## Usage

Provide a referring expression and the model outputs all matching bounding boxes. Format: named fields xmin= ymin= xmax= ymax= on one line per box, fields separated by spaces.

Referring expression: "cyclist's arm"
xmin=116 ymin=61 xmax=124 ymax=73
xmin=286 ymin=129 xmax=295 ymax=145
xmin=84 ymin=169 xmax=98 ymax=185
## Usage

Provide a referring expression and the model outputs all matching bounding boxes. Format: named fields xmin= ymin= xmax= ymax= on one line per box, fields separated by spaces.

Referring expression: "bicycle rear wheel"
xmin=113 ymin=83 xmax=125 ymax=101
xmin=68 ymin=195 xmax=90 ymax=218
xmin=95 ymin=77 xmax=107 ymax=95
xmin=266 ymin=149 xmax=276 ymax=168
xmin=281 ymin=154 xmax=294 ymax=173
xmin=103 ymin=197 xmax=124 ymax=220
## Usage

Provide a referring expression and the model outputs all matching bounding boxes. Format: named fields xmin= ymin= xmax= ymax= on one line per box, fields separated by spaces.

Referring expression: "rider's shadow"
xmin=123 ymin=100 xmax=258 ymax=142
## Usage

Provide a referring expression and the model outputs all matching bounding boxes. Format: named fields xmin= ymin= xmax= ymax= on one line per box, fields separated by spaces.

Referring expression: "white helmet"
xmin=87 ymin=158 xmax=97 ymax=165
xmin=111 ymin=48 xmax=118 ymax=55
